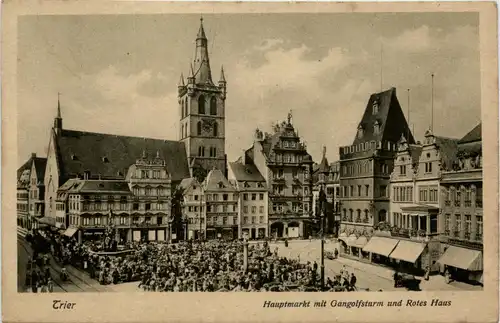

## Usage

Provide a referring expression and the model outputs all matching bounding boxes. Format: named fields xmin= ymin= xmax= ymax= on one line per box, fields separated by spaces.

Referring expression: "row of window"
xmin=243 ymin=206 xmax=265 ymax=214
xmin=206 ymin=204 xmax=238 ymax=213
xmin=17 ymin=203 xmax=28 ymax=211
xmin=341 ymin=140 xmax=397 ymax=155
xmin=272 ymin=185 xmax=309 ymax=196
xmin=197 ymin=146 xmax=218 ymax=157
xmin=271 ymin=153 xmax=303 ymax=164
xmin=17 ymin=192 xmax=29 ymax=199
xmin=180 ymin=95 xmax=218 ymax=119
xmin=78 ymin=202 xmax=168 ymax=212
xmin=393 ymin=186 xmax=413 ymax=202
xmin=271 ymin=202 xmax=305 ymax=213
xmin=243 ymin=193 xmax=265 ymax=201
xmin=341 ymin=208 xmax=371 ymax=223
xmin=132 ymin=187 xmax=170 ymax=196
xmin=74 ymin=215 xmax=168 ymax=227
xmin=390 ymin=213 xmax=438 ymax=234
xmin=135 ymin=169 xmax=165 ymax=179
xmin=418 ymin=186 xmax=439 ymax=203
xmin=207 ymin=216 xmax=237 ymax=226
xmin=242 ymin=216 xmax=265 ymax=225
xmin=342 ymin=162 xmax=389 ymax=177
xmin=443 ymin=186 xmax=483 ymax=208
xmin=444 ymin=214 xmax=483 ymax=241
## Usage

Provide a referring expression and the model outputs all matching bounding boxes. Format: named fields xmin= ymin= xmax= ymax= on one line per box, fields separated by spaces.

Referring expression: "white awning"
xmin=63 ymin=227 xmax=78 ymax=238
xmin=362 ymin=236 xmax=399 ymax=257
xmin=389 ymin=240 xmax=426 ymax=263
xmin=438 ymin=246 xmax=482 ymax=271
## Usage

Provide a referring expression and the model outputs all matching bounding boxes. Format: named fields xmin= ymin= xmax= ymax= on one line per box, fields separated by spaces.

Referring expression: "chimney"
xmin=241 ymin=149 xmax=246 ymax=165
xmin=31 ymin=153 xmax=36 ymax=158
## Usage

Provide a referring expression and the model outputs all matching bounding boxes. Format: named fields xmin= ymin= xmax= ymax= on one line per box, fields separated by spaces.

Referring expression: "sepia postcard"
xmin=2 ymin=1 xmax=498 ymax=323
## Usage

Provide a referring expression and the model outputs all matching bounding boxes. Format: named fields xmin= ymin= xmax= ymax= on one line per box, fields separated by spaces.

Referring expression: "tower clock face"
xmin=201 ymin=118 xmax=215 ymax=132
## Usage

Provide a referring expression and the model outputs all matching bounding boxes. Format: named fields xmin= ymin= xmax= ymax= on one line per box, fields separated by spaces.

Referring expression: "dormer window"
xmin=374 ymin=121 xmax=380 ymax=135
xmin=357 ymin=125 xmax=364 ymax=139
xmin=218 ymin=182 xmax=225 ymax=189
xmin=243 ymin=182 xmax=250 ymax=188
xmin=372 ymin=100 xmax=379 ymax=114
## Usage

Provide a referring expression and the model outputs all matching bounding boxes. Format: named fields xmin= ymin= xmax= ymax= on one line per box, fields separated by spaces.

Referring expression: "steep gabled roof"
xmin=458 ymin=123 xmax=481 ymax=144
xmin=228 ymin=161 xmax=266 ymax=182
xmin=353 ymin=87 xmax=415 ymax=145
xmin=55 ymin=129 xmax=190 ymax=183
xmin=33 ymin=157 xmax=47 ymax=182
xmin=203 ymin=168 xmax=235 ymax=192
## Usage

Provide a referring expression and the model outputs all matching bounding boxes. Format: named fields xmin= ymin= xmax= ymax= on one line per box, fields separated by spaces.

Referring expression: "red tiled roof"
xmin=353 ymin=87 xmax=415 ymax=145
xmin=56 ymin=129 xmax=190 ymax=183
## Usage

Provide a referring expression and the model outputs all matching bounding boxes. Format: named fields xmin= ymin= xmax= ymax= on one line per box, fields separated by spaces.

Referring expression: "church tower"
xmin=178 ymin=18 xmax=227 ymax=180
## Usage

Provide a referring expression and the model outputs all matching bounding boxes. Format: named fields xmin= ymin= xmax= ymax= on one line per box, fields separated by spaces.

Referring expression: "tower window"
xmin=184 ymin=99 xmax=188 ymax=117
xmin=197 ymin=121 xmax=202 ymax=136
xmin=374 ymin=121 xmax=380 ymax=135
xmin=372 ymin=100 xmax=379 ymax=114
xmin=357 ymin=125 xmax=363 ymax=139
xmin=198 ymin=95 xmax=205 ymax=114
xmin=198 ymin=146 xmax=205 ymax=157
xmin=181 ymin=124 xmax=184 ymax=139
xmin=210 ymin=147 xmax=217 ymax=157
xmin=213 ymin=122 xmax=218 ymax=137
xmin=210 ymin=97 xmax=217 ymax=115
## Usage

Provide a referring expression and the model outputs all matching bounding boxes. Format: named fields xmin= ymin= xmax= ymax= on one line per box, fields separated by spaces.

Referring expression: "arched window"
xmin=210 ymin=147 xmax=217 ymax=157
xmin=198 ymin=146 xmax=205 ymax=157
xmin=356 ymin=209 xmax=361 ymax=221
xmin=197 ymin=121 xmax=202 ymax=136
xmin=213 ymin=122 xmax=218 ymax=137
xmin=181 ymin=124 xmax=184 ymax=138
xmin=184 ymin=99 xmax=188 ymax=117
xmin=210 ymin=97 xmax=217 ymax=115
xmin=184 ymin=123 xmax=188 ymax=138
xmin=349 ymin=209 xmax=353 ymax=222
xmin=198 ymin=95 xmax=205 ymax=114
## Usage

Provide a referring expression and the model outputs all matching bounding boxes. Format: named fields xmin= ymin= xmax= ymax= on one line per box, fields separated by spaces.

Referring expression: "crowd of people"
xmin=25 ymin=228 xmax=361 ymax=292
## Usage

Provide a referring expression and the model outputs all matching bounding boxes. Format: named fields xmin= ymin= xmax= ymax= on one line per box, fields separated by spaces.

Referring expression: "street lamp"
xmin=318 ymin=187 xmax=327 ymax=291
xmin=242 ymin=233 xmax=249 ymax=272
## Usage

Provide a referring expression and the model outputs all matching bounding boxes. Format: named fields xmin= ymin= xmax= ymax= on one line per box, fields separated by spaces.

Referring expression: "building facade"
xmin=179 ymin=177 xmax=206 ymax=240
xmin=439 ymin=123 xmax=483 ymax=284
xmin=203 ymin=168 xmax=239 ymax=240
xmin=242 ymin=117 xmax=314 ymax=239
xmin=17 ymin=153 xmax=47 ymax=230
xmin=228 ymin=158 xmax=268 ymax=239
xmin=338 ymin=87 xmax=414 ymax=257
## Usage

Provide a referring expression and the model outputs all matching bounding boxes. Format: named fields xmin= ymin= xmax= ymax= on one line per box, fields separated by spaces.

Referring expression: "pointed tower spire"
xmin=219 ymin=65 xmax=226 ymax=83
xmin=178 ymin=73 xmax=185 ymax=87
xmin=193 ymin=17 xmax=213 ymax=85
xmin=322 ymin=146 xmax=327 ymax=159
xmin=57 ymin=92 xmax=62 ymax=118
xmin=54 ymin=92 xmax=63 ymax=135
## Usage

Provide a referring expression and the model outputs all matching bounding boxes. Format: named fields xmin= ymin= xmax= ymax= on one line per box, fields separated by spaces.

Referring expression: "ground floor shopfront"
xmin=206 ymin=226 xmax=238 ymax=240
xmin=241 ymin=226 xmax=267 ymax=240
xmin=355 ymin=235 xmax=441 ymax=276
xmin=437 ymin=243 xmax=483 ymax=284
xmin=269 ymin=219 xmax=313 ymax=239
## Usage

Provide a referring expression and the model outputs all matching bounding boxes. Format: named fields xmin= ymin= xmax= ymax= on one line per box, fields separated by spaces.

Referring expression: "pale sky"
xmin=17 ymin=13 xmax=481 ymax=166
